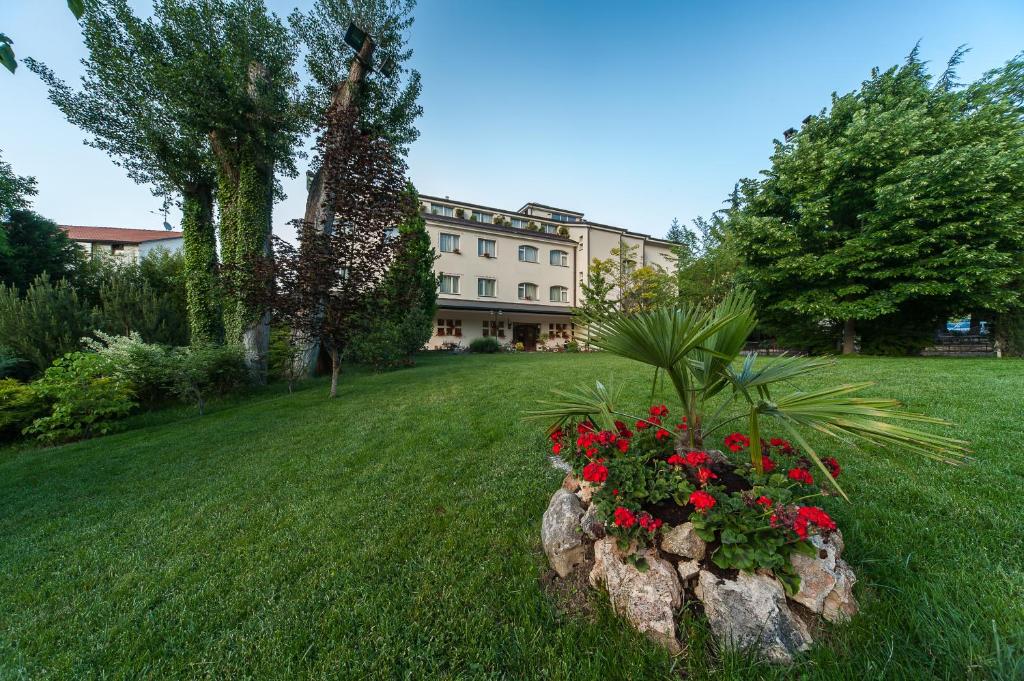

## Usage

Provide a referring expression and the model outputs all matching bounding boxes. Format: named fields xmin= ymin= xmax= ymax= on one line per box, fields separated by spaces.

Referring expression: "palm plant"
xmin=527 ymin=291 xmax=968 ymax=500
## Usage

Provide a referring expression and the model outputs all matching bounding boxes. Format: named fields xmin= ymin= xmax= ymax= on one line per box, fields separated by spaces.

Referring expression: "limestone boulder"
xmin=590 ymin=538 xmax=683 ymax=653
xmin=790 ymin=531 xmax=859 ymax=623
xmin=694 ymin=570 xmax=812 ymax=664
xmin=541 ymin=489 xmax=585 ymax=578
xmin=661 ymin=522 xmax=706 ymax=560
xmin=580 ymin=504 xmax=604 ymax=540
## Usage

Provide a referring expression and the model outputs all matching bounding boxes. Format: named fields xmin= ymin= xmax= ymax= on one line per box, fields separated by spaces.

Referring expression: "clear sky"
xmin=2 ymin=1 xmax=1022 ymax=242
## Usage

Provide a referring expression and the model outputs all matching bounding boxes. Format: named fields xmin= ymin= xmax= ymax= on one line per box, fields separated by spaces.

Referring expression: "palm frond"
xmin=524 ymin=380 xmax=623 ymax=432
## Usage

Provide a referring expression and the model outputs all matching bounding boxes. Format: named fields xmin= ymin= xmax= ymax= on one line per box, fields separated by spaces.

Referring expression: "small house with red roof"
xmin=60 ymin=225 xmax=183 ymax=262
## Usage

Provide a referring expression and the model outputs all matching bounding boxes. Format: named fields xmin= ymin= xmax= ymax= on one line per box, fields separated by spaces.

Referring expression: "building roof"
xmin=61 ymin=225 xmax=183 ymax=244
xmin=517 ymin=201 xmax=584 ymax=217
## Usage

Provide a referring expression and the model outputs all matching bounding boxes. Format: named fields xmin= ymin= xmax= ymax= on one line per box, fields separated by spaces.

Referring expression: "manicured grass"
xmin=1 ymin=353 xmax=1022 ymax=679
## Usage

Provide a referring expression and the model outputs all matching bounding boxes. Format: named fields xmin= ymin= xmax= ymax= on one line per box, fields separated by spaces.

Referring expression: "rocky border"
xmin=542 ymin=471 xmax=859 ymax=663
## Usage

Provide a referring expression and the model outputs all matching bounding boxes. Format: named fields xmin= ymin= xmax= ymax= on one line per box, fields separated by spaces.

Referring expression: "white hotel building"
xmin=421 ymin=195 xmax=676 ymax=350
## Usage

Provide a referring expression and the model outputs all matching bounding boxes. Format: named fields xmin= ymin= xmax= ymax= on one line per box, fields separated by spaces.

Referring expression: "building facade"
xmin=61 ymin=225 xmax=184 ymax=262
xmin=421 ymin=195 xmax=676 ymax=350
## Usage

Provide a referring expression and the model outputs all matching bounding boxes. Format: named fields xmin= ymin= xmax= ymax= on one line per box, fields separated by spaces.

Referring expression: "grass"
xmin=1 ymin=353 xmax=1023 ymax=680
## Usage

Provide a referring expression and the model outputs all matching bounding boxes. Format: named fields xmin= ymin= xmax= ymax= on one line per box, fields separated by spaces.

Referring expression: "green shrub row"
xmin=0 ymin=332 xmax=248 ymax=445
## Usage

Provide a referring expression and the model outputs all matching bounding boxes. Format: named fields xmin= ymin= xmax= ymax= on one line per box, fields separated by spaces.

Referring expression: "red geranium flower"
xmin=550 ymin=429 xmax=563 ymax=442
xmin=635 ymin=419 xmax=651 ymax=430
xmin=675 ymin=422 xmax=689 ymax=431
xmin=613 ymin=506 xmax=637 ymax=528
xmin=616 ymin=438 xmax=630 ymax=453
xmin=684 ymin=450 xmax=710 ymax=467
xmin=667 ymin=453 xmax=686 ymax=466
xmin=690 ymin=490 xmax=716 ymax=512
xmin=695 ymin=467 xmax=718 ymax=486
xmin=724 ymin=432 xmax=751 ymax=452
xmin=577 ymin=422 xmax=594 ymax=434
xmin=649 ymin=404 xmax=669 ymax=417
xmin=654 ymin=428 xmax=672 ymax=441
xmin=583 ymin=461 xmax=609 ymax=483
xmin=551 ymin=442 xmax=562 ymax=455
xmin=756 ymin=495 xmax=773 ymax=508
xmin=761 ymin=455 xmax=777 ymax=473
xmin=797 ymin=506 xmax=836 ymax=531
xmin=787 ymin=467 xmax=813 ymax=485
xmin=823 ymin=457 xmax=841 ymax=479
xmin=638 ymin=512 xmax=663 ymax=532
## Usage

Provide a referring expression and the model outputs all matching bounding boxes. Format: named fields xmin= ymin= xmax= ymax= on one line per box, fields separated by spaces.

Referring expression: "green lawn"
xmin=1 ymin=353 xmax=1022 ymax=679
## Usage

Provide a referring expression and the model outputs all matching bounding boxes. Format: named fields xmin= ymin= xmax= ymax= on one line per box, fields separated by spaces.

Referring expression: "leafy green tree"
xmin=289 ymin=0 xmax=423 ymax=154
xmin=731 ymin=48 xmax=1024 ymax=354
xmin=575 ymin=257 xmax=617 ymax=329
xmin=0 ymin=210 xmax=82 ymax=292
xmin=27 ymin=1 xmax=221 ymax=345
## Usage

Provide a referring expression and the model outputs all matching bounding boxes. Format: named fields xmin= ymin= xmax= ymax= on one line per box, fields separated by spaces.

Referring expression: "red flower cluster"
xmin=724 ymin=432 xmax=751 ymax=452
xmin=787 ymin=467 xmax=814 ymax=485
xmin=638 ymin=511 xmax=663 ymax=533
xmin=649 ymin=405 xmax=669 ymax=417
xmin=582 ymin=460 xmax=609 ymax=483
xmin=770 ymin=505 xmax=836 ymax=539
xmin=614 ymin=420 xmax=633 ymax=439
xmin=550 ymin=429 xmax=563 ymax=443
xmin=823 ymin=457 xmax=841 ymax=479
xmin=668 ymin=450 xmax=709 ymax=467
xmin=552 ymin=442 xmax=563 ymax=455
xmin=654 ymin=428 xmax=672 ymax=441
xmin=613 ymin=506 xmax=637 ymax=528
xmin=756 ymin=495 xmax=773 ymax=508
xmin=761 ymin=455 xmax=776 ymax=473
xmin=695 ymin=467 xmax=718 ymax=485
xmin=675 ymin=416 xmax=689 ymax=431
xmin=690 ymin=490 xmax=716 ymax=512
xmin=769 ymin=437 xmax=795 ymax=454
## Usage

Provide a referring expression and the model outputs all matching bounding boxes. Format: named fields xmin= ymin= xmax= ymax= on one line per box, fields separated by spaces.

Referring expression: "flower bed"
xmin=541 ymin=404 xmax=859 ymax=663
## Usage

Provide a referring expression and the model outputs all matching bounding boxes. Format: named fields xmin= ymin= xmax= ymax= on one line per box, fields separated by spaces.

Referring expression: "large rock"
xmin=676 ymin=559 xmax=701 ymax=582
xmin=589 ymin=538 xmax=683 ymax=653
xmin=790 ymin=532 xmax=859 ymax=623
xmin=580 ymin=504 xmax=604 ymax=540
xmin=542 ymin=489 xmax=586 ymax=578
xmin=661 ymin=522 xmax=706 ymax=560
xmin=695 ymin=570 xmax=812 ymax=664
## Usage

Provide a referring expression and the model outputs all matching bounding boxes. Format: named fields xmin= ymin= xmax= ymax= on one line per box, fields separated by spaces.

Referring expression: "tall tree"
xmin=27 ymin=1 xmax=221 ymax=345
xmin=0 ymin=210 xmax=82 ymax=292
xmin=0 ymin=148 xmax=40 ymax=257
xmin=731 ymin=48 xmax=1024 ymax=354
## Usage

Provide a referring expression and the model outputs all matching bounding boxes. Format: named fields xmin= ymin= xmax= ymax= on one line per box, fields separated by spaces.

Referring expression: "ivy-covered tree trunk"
xmin=218 ymin=155 xmax=273 ymax=381
xmin=181 ymin=184 xmax=221 ymax=346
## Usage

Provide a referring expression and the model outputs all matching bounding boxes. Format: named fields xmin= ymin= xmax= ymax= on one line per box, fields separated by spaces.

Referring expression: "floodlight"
xmin=344 ymin=22 xmax=368 ymax=52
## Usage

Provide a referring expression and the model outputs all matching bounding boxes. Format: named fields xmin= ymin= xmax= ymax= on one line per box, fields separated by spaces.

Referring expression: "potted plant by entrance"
xmin=528 ymin=291 xmax=967 ymax=663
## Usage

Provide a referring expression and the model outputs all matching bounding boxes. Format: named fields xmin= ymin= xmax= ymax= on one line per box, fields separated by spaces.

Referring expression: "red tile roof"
xmin=61 ymin=225 xmax=183 ymax=244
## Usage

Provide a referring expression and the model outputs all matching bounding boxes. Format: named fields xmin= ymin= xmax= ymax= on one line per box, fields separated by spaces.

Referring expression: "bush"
xmin=0 ymin=345 xmax=28 ymax=380
xmin=0 ymin=378 xmax=45 ymax=441
xmin=0 ymin=274 xmax=93 ymax=375
xmin=164 ymin=345 xmax=249 ymax=415
xmin=24 ymin=351 xmax=136 ymax=444
xmin=83 ymin=331 xmax=172 ymax=406
xmin=92 ymin=252 xmax=190 ymax=347
xmin=565 ymin=340 xmax=580 ymax=353
xmin=468 ymin=337 xmax=500 ymax=353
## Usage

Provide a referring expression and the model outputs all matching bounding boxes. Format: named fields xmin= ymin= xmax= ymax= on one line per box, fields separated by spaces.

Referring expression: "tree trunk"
xmin=842 ymin=318 xmax=856 ymax=354
xmin=180 ymin=185 xmax=221 ymax=345
xmin=328 ymin=347 xmax=340 ymax=398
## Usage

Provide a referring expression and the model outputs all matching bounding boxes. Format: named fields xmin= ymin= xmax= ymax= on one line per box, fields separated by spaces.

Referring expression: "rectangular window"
xmin=470 ymin=211 xmax=493 ymax=224
xmin=477 ymin=278 xmax=496 ymax=297
xmin=431 ymin=203 xmax=454 ymax=217
xmin=511 ymin=218 xmax=527 ymax=229
xmin=551 ymin=213 xmax=578 ymax=223
xmin=549 ymin=250 xmax=568 ymax=267
xmin=439 ymin=274 xmax=460 ymax=294
xmin=482 ymin=320 xmax=505 ymax=338
xmin=543 ymin=224 xmax=557 ymax=234
xmin=436 ymin=318 xmax=462 ymax=336
xmin=439 ymin=233 xmax=459 ymax=253
xmin=477 ymin=238 xmax=496 ymax=258
xmin=518 ymin=245 xmax=538 ymax=263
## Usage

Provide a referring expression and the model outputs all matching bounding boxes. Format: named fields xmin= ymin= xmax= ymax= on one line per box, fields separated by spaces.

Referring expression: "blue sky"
xmin=2 ymin=1 xmax=1022 ymax=241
